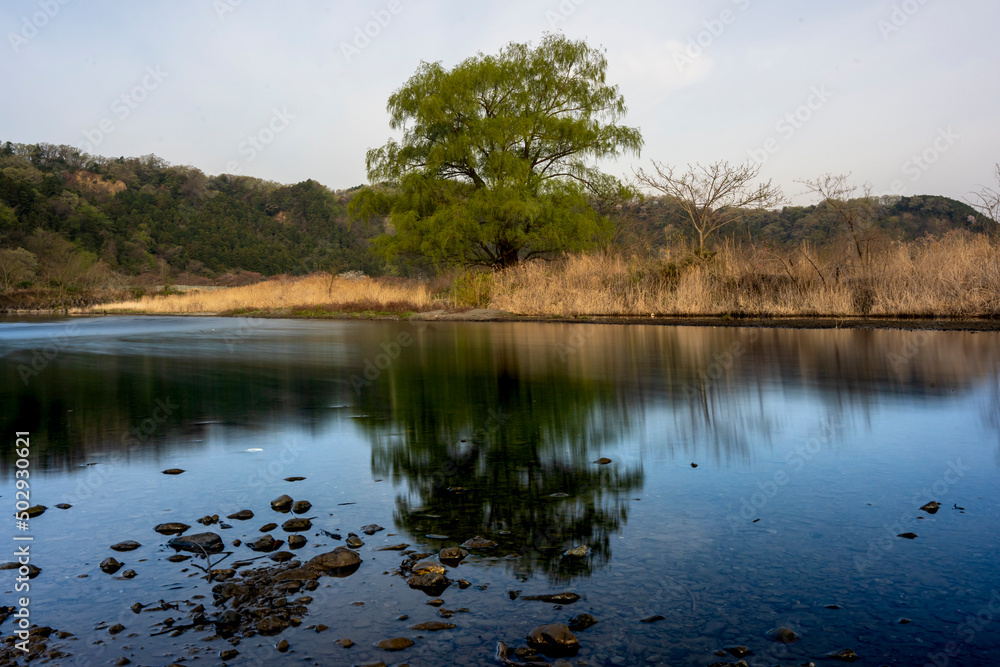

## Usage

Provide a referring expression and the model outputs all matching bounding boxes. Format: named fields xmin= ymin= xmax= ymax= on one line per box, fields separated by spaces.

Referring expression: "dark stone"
xmin=594 ymin=457 xmax=612 ymax=464
xmin=376 ymin=637 xmax=414 ymax=651
xmin=154 ymin=522 xmax=190 ymax=535
xmin=336 ymin=638 xmax=354 ymax=648
xmin=282 ymin=517 xmax=312 ymax=532
xmin=108 ymin=624 xmax=125 ymax=635
xmin=897 ymin=532 xmax=918 ymax=539
xmin=55 ymin=503 xmax=72 ymax=509
xmin=725 ymin=646 xmax=751 ymax=658
xmin=346 ymin=534 xmax=365 ymax=548
xmin=640 ymin=615 xmax=666 ymax=623
xmin=439 ymin=546 xmax=468 ymax=565
xmin=268 ymin=551 xmax=295 ymax=562
xmin=270 ymin=494 xmax=293 ymax=512
xmin=411 ymin=621 xmax=456 ymax=631
xmin=521 ymin=592 xmax=581 ymax=604
xmin=306 ymin=547 xmax=362 ymax=576
xmin=411 ymin=560 xmax=446 ymax=575
xmin=284 ymin=476 xmax=306 ymax=482
xmin=767 ymin=626 xmax=799 ymax=643
xmin=259 ymin=522 xmax=278 ymax=532
xmin=461 ymin=535 xmax=497 ymax=549
xmin=256 ymin=615 xmax=289 ymax=636
xmin=920 ymin=501 xmax=940 ymax=514
xmin=526 ymin=623 xmax=579 ymax=657
xmin=292 ymin=500 xmax=312 ymax=514
xmin=407 ymin=572 xmax=450 ymax=596
xmin=288 ymin=535 xmax=307 ymax=549
xmin=100 ymin=558 xmax=123 ymax=574
xmin=161 ymin=468 xmax=185 ymax=475
xmin=361 ymin=523 xmax=385 ymax=535
xmin=167 ymin=532 xmax=224 ymax=554
xmin=227 ymin=509 xmax=253 ymax=520
xmin=825 ymin=648 xmax=859 ymax=662
xmin=220 ymin=649 xmax=239 ymax=661
xmin=110 ymin=540 xmax=142 ymax=552
xmin=375 ymin=543 xmax=410 ymax=551
xmin=248 ymin=535 xmax=278 ymax=552
xmin=567 ymin=613 xmax=598 ymax=631
xmin=121 ymin=569 xmax=137 ymax=578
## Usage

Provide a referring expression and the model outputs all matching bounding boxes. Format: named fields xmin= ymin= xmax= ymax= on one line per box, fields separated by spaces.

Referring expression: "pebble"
xmin=376 ymin=637 xmax=414 ymax=651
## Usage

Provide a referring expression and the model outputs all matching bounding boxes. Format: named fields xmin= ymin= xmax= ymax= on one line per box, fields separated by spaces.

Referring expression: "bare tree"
xmin=968 ymin=163 xmax=1000 ymax=231
xmin=634 ymin=160 xmax=783 ymax=252
xmin=0 ymin=248 xmax=38 ymax=291
xmin=797 ymin=173 xmax=883 ymax=263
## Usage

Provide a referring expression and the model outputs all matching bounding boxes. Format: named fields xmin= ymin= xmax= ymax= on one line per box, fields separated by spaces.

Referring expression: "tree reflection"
xmin=352 ymin=326 xmax=644 ymax=582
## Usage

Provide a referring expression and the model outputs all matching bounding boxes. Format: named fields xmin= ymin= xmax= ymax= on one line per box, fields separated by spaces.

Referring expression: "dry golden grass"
xmin=488 ymin=231 xmax=1000 ymax=318
xmin=91 ymin=273 xmax=435 ymax=314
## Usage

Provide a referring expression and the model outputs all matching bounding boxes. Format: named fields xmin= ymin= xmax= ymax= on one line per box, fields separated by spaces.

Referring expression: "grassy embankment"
xmin=88 ymin=232 xmax=1000 ymax=320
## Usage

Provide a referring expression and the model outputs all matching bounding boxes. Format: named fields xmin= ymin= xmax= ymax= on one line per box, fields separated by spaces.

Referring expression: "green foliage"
xmin=0 ymin=141 xmax=387 ymax=286
xmin=360 ymin=33 xmax=643 ymax=269
xmin=0 ymin=247 xmax=38 ymax=291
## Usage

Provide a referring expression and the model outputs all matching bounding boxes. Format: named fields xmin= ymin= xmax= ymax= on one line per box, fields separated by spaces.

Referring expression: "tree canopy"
xmin=353 ymin=33 xmax=643 ymax=269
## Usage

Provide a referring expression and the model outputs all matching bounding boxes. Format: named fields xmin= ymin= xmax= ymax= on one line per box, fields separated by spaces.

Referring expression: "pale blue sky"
xmin=2 ymin=0 xmax=996 ymax=204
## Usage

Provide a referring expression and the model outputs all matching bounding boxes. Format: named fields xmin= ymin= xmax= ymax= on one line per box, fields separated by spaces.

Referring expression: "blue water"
xmin=1 ymin=316 xmax=999 ymax=666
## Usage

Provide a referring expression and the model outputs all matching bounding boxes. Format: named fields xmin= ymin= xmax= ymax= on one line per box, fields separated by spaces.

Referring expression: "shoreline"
xmin=5 ymin=307 xmax=1000 ymax=331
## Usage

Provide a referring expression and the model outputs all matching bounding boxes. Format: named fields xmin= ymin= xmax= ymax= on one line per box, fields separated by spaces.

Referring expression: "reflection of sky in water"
xmin=1 ymin=317 xmax=999 ymax=665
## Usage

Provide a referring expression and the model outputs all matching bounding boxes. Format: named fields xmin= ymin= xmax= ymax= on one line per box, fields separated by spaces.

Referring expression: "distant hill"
xmin=0 ymin=141 xmax=382 ymax=289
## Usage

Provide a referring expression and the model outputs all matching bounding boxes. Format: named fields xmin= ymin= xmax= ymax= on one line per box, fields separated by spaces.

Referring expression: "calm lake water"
xmin=2 ymin=316 xmax=1000 ymax=666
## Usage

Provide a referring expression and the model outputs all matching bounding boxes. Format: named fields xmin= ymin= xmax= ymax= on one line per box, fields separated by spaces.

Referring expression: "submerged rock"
xmin=897 ymin=532 xmax=918 ymax=539
xmin=100 ymin=558 xmax=123 ymax=574
xmin=284 ymin=476 xmax=306 ymax=482
xmin=288 ymin=535 xmax=307 ymax=549
xmin=563 ymin=545 xmax=590 ymax=558
xmin=375 ymin=543 xmax=410 ymax=551
xmin=640 ymin=615 xmax=665 ymax=623
xmin=825 ymin=648 xmax=859 ymax=662
xmin=248 ymin=535 xmax=278 ymax=552
xmin=376 ymin=637 xmax=414 ymax=651
xmin=256 ymin=615 xmax=289 ymax=636
xmin=55 ymin=503 xmax=72 ymax=510
xmin=292 ymin=500 xmax=312 ymax=514
xmin=568 ymin=613 xmax=598 ymax=631
xmin=154 ymin=522 xmax=190 ymax=536
xmin=227 ymin=510 xmax=254 ymax=520
xmin=306 ymin=547 xmax=362 ymax=575
xmin=920 ymin=501 xmax=940 ymax=514
xmin=23 ymin=505 xmax=47 ymax=518
xmin=361 ymin=523 xmax=385 ymax=535
xmin=593 ymin=457 xmax=612 ymax=465
xmin=461 ymin=535 xmax=497 ymax=549
xmin=110 ymin=540 xmax=142 ymax=552
xmin=270 ymin=495 xmax=293 ymax=512
xmin=724 ymin=646 xmax=751 ymax=658
xmin=767 ymin=626 xmax=799 ymax=643
xmin=161 ymin=468 xmax=185 ymax=475
xmin=526 ymin=623 xmax=579 ymax=657
xmin=167 ymin=532 xmax=224 ymax=554
xmin=345 ymin=534 xmax=365 ymax=548
xmin=282 ymin=517 xmax=313 ymax=532
xmin=439 ymin=547 xmax=468 ymax=565
xmin=259 ymin=522 xmax=278 ymax=532
xmin=411 ymin=560 xmax=446 ymax=576
xmin=407 ymin=572 xmax=450 ymax=596
xmin=411 ymin=621 xmax=456 ymax=631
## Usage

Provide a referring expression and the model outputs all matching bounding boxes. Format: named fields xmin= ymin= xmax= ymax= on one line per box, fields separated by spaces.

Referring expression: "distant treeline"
xmin=0 ymin=140 xmax=990 ymax=295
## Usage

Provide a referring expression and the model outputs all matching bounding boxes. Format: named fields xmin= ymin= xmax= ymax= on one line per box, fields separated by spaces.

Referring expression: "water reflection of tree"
xmin=354 ymin=329 xmax=644 ymax=582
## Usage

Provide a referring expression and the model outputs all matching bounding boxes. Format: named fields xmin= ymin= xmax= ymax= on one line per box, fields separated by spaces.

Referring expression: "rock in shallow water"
xmin=920 ymin=501 xmax=940 ymax=514
xmin=292 ymin=500 xmax=311 ymax=514
xmin=282 ymin=517 xmax=313 ymax=532
xmin=407 ymin=572 xmax=450 ymax=596
xmin=521 ymin=592 xmax=580 ymax=604
xmin=461 ymin=535 xmax=497 ymax=549
xmin=270 ymin=494 xmax=293 ymax=512
xmin=167 ymin=532 xmax=224 ymax=554
xmin=411 ymin=621 xmax=455 ymax=631
xmin=361 ymin=523 xmax=384 ymax=535
xmin=376 ymin=637 xmax=414 ymax=651
xmin=100 ymin=558 xmax=123 ymax=574
xmin=256 ymin=615 xmax=289 ymax=636
xmin=567 ymin=613 xmax=598 ymax=631
xmin=825 ymin=648 xmax=859 ymax=662
xmin=306 ymin=547 xmax=362 ymax=575
xmin=161 ymin=468 xmax=185 ymax=475
xmin=563 ymin=545 xmax=590 ymax=557
xmin=227 ymin=509 xmax=253 ymax=520
xmin=526 ymin=623 xmax=579 ymax=657
xmin=439 ymin=546 xmax=468 ymax=565
xmin=110 ymin=540 xmax=142 ymax=552
xmin=766 ymin=626 xmax=799 ymax=643
xmin=154 ymin=522 xmax=190 ymax=536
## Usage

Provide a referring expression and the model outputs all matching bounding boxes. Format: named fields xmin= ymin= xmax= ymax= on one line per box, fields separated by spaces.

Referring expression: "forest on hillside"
xmin=0 ymin=140 xmax=992 ymax=306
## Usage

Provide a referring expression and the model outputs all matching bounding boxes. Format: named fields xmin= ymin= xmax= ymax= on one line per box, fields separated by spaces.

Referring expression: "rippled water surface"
xmin=2 ymin=316 xmax=1000 ymax=666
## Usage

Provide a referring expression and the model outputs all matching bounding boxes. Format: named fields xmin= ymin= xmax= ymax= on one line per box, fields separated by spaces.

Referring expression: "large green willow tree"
xmin=351 ymin=34 xmax=643 ymax=269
